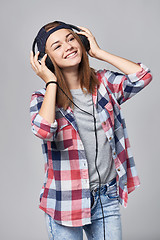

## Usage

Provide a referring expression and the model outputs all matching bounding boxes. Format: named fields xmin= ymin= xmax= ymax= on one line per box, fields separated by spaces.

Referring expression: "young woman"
xmin=30 ymin=21 xmax=152 ymax=240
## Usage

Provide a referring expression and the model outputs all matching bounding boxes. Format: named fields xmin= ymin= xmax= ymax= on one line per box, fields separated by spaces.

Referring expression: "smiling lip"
xmin=65 ymin=51 xmax=78 ymax=59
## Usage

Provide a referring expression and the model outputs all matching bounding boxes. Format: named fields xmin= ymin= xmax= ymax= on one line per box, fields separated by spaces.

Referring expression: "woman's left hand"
xmin=77 ymin=26 xmax=101 ymax=58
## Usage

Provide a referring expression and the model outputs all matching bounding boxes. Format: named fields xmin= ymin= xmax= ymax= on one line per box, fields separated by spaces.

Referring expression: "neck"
xmin=62 ymin=65 xmax=81 ymax=89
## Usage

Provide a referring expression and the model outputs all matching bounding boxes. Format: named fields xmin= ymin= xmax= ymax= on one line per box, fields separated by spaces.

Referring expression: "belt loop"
xmin=104 ymin=185 xmax=107 ymax=194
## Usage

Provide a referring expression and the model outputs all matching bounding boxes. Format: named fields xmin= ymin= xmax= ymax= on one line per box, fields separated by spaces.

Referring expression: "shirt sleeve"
xmin=97 ymin=63 xmax=152 ymax=105
xmin=30 ymin=89 xmax=58 ymax=141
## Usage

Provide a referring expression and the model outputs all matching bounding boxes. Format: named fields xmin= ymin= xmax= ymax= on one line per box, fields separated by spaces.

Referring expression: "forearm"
xmin=95 ymin=49 xmax=142 ymax=75
xmin=39 ymin=83 xmax=57 ymax=124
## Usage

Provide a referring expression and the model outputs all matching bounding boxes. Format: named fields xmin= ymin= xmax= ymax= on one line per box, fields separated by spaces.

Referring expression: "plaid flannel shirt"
xmin=30 ymin=63 xmax=152 ymax=227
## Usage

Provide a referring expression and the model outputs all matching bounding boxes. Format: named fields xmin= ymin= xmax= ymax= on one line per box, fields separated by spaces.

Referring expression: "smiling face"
xmin=45 ymin=28 xmax=83 ymax=71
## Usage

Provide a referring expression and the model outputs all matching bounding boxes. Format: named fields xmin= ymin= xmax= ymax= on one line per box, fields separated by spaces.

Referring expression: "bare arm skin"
xmin=92 ymin=49 xmax=142 ymax=75
xmin=30 ymin=51 xmax=57 ymax=124
xmin=78 ymin=26 xmax=142 ymax=75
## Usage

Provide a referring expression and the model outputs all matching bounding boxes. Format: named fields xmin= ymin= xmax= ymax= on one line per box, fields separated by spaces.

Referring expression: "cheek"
xmin=50 ymin=52 xmax=62 ymax=65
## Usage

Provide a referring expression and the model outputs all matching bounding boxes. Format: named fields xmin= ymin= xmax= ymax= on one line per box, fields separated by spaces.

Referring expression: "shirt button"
xmin=117 ymin=168 xmax=120 ymax=171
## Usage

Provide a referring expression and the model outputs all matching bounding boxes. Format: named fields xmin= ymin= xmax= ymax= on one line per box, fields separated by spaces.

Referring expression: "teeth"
xmin=66 ymin=52 xmax=76 ymax=58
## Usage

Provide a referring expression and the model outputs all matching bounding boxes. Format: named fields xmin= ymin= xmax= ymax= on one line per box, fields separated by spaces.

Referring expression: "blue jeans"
xmin=45 ymin=179 xmax=122 ymax=240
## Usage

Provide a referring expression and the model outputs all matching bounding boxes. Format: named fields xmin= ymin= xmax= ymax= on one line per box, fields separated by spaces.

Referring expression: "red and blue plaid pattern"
xmin=30 ymin=63 xmax=152 ymax=226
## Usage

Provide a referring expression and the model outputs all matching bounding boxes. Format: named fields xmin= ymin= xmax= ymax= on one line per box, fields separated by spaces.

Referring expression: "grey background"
xmin=0 ymin=0 xmax=159 ymax=239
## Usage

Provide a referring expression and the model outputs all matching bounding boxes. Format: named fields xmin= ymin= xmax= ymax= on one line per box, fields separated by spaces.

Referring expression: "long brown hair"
xmin=44 ymin=21 xmax=100 ymax=110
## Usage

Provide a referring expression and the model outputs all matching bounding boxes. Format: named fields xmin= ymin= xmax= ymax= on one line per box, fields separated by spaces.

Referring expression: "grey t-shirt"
xmin=70 ymin=88 xmax=117 ymax=191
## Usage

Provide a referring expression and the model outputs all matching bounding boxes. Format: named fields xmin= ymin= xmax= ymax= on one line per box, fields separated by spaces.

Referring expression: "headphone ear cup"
xmin=77 ymin=34 xmax=90 ymax=52
xmin=38 ymin=52 xmax=55 ymax=73
xmin=38 ymin=52 xmax=45 ymax=62
xmin=45 ymin=55 xmax=55 ymax=73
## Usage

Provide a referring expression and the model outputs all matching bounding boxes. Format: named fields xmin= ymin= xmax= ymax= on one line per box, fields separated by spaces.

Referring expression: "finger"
xmin=34 ymin=51 xmax=40 ymax=62
xmin=30 ymin=63 xmax=37 ymax=72
xmin=30 ymin=51 xmax=34 ymax=65
xmin=33 ymin=51 xmax=41 ymax=69
xmin=30 ymin=51 xmax=37 ymax=71
xmin=77 ymin=30 xmax=90 ymax=38
xmin=41 ymin=53 xmax=48 ymax=66
xmin=77 ymin=26 xmax=92 ymax=35
xmin=77 ymin=31 xmax=91 ymax=40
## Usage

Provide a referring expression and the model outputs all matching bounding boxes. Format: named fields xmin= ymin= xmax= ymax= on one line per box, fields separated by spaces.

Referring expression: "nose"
xmin=63 ymin=42 xmax=73 ymax=52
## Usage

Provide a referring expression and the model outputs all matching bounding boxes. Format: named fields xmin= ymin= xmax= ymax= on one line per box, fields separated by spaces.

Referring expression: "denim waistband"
xmin=91 ymin=178 xmax=117 ymax=196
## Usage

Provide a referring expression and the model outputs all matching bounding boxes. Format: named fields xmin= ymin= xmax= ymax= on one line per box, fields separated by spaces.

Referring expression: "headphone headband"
xmin=33 ymin=21 xmax=82 ymax=54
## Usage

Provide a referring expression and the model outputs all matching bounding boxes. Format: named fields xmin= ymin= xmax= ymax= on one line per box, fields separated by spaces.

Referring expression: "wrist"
xmin=45 ymin=77 xmax=57 ymax=84
xmin=91 ymin=47 xmax=101 ymax=57
xmin=46 ymin=81 xmax=58 ymax=89
xmin=94 ymin=48 xmax=107 ymax=60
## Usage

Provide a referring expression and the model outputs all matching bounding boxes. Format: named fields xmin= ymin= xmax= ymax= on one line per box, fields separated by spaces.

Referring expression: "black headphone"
xmin=32 ymin=21 xmax=90 ymax=73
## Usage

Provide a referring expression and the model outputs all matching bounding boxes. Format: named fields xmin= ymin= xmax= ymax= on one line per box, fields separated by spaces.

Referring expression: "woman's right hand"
xmin=30 ymin=51 xmax=57 ymax=83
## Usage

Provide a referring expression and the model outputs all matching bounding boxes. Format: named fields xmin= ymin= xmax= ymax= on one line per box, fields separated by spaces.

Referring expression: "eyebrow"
xmin=50 ymin=33 xmax=73 ymax=47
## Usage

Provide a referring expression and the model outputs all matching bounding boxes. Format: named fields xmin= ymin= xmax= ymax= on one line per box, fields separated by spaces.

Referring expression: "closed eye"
xmin=69 ymin=37 xmax=75 ymax=41
xmin=53 ymin=36 xmax=75 ymax=50
xmin=54 ymin=45 xmax=61 ymax=50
